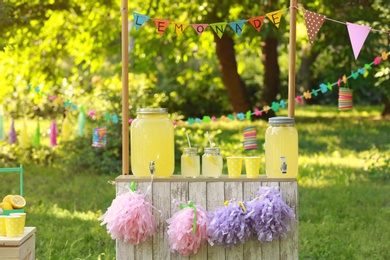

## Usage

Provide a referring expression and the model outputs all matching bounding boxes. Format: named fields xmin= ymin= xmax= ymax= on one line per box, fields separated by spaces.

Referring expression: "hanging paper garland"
xmin=61 ymin=115 xmax=71 ymax=142
xmin=0 ymin=115 xmax=4 ymax=141
xmin=92 ymin=127 xmax=107 ymax=148
xmin=167 ymin=201 xmax=209 ymax=256
xmin=20 ymin=119 xmax=30 ymax=148
xmin=8 ymin=119 xmax=17 ymax=144
xmin=247 ymin=186 xmax=296 ymax=242
xmin=99 ymin=182 xmax=157 ymax=244
xmin=32 ymin=120 xmax=40 ymax=147
xmin=50 ymin=119 xmax=57 ymax=147
xmin=207 ymin=200 xmax=252 ymax=247
xmin=77 ymin=111 xmax=86 ymax=137
xmin=338 ymin=87 xmax=353 ymax=110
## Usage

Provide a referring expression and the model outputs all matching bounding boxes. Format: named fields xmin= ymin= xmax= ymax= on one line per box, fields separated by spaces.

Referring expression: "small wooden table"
xmin=0 ymin=227 xmax=36 ymax=260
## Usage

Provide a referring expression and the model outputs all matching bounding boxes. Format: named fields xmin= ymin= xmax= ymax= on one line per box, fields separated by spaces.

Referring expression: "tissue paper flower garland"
xmin=167 ymin=201 xmax=209 ymax=256
xmin=247 ymin=186 xmax=296 ymax=242
xmin=99 ymin=183 xmax=157 ymax=244
xmin=207 ymin=200 xmax=252 ymax=247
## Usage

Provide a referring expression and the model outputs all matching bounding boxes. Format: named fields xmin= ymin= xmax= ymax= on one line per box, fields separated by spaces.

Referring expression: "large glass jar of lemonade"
xmin=202 ymin=147 xmax=223 ymax=178
xmin=131 ymin=108 xmax=174 ymax=177
xmin=265 ymin=117 xmax=298 ymax=178
xmin=181 ymin=147 xmax=200 ymax=178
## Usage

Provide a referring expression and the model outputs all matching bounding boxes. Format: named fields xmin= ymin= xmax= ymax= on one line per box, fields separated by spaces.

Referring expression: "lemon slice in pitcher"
xmin=207 ymin=155 xmax=218 ymax=165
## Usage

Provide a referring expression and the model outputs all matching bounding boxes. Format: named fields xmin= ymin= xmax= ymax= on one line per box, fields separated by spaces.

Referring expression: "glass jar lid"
xmin=183 ymin=147 xmax=198 ymax=154
xmin=204 ymin=147 xmax=220 ymax=154
xmin=137 ymin=108 xmax=168 ymax=114
xmin=268 ymin=116 xmax=294 ymax=125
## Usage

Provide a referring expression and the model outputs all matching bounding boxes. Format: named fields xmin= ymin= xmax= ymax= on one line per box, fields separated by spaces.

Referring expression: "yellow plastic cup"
xmin=0 ymin=216 xmax=6 ymax=236
xmin=227 ymin=157 xmax=243 ymax=178
xmin=5 ymin=216 xmax=21 ymax=237
xmin=244 ymin=156 xmax=261 ymax=178
xmin=10 ymin=213 xmax=26 ymax=235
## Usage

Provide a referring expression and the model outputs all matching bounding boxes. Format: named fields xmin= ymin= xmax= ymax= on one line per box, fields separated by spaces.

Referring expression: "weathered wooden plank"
xmin=224 ymin=181 xmax=244 ymax=260
xmin=152 ymin=182 xmax=171 ymax=260
xmin=115 ymin=182 xmax=135 ymax=260
xmin=279 ymin=181 xmax=299 ymax=260
xmin=243 ymin=181 xmax=262 ymax=260
xmin=206 ymin=182 xmax=226 ymax=260
xmin=170 ymin=182 xmax=190 ymax=260
xmin=189 ymin=182 xmax=208 ymax=260
xmin=134 ymin=182 xmax=154 ymax=260
xmin=261 ymin=182 xmax=280 ymax=260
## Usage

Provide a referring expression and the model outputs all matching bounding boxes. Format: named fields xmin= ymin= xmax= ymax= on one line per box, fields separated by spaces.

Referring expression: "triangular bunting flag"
xmin=266 ymin=10 xmax=283 ymax=28
xmin=154 ymin=18 xmax=171 ymax=36
xmin=8 ymin=119 xmax=17 ymax=144
xmin=32 ymin=120 xmax=40 ymax=148
xmin=50 ymin=119 xmax=57 ymax=147
xmin=173 ymin=22 xmax=189 ymax=37
xmin=303 ymin=9 xmax=326 ymax=44
xmin=20 ymin=119 xmax=30 ymax=148
xmin=346 ymin=22 xmax=371 ymax=60
xmin=62 ymin=115 xmax=71 ymax=142
xmin=210 ymin=22 xmax=227 ymax=38
xmin=228 ymin=20 xmax=246 ymax=36
xmin=247 ymin=16 xmax=264 ymax=32
xmin=191 ymin=24 xmax=209 ymax=36
xmin=0 ymin=115 xmax=5 ymax=141
xmin=133 ymin=12 xmax=150 ymax=30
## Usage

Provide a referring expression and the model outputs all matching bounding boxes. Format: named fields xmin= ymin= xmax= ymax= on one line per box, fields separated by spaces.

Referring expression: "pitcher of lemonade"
xmin=130 ymin=108 xmax=175 ymax=177
xmin=265 ymin=117 xmax=298 ymax=178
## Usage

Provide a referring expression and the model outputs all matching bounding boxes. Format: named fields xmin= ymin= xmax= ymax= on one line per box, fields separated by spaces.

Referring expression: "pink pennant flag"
xmin=346 ymin=22 xmax=371 ymax=60
xmin=50 ymin=119 xmax=57 ymax=147
xmin=154 ymin=18 xmax=171 ymax=36
xmin=191 ymin=24 xmax=208 ymax=36
xmin=266 ymin=10 xmax=283 ymax=28
xmin=303 ymin=9 xmax=326 ymax=44
xmin=173 ymin=22 xmax=189 ymax=37
xmin=210 ymin=22 xmax=227 ymax=38
xmin=248 ymin=16 xmax=264 ymax=32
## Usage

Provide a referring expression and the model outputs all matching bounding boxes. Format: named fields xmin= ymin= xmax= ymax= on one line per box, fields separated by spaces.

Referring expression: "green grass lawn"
xmin=1 ymin=105 xmax=389 ymax=259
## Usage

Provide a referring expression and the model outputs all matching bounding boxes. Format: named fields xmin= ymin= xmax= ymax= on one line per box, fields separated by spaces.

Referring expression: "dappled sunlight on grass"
xmin=31 ymin=203 xmax=103 ymax=221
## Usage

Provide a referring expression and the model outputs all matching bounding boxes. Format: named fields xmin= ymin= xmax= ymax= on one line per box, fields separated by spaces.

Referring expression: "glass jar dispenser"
xmin=130 ymin=108 xmax=174 ymax=177
xmin=265 ymin=117 xmax=298 ymax=178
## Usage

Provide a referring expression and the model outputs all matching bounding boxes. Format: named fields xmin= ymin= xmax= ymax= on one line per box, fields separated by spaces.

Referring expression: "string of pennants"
xmin=0 ymin=49 xmax=387 ymax=147
xmin=133 ymin=5 xmax=389 ymax=60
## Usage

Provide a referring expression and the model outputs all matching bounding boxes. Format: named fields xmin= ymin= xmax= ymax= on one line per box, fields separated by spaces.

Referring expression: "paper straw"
xmin=186 ymin=132 xmax=192 ymax=148
xmin=207 ymin=131 xmax=212 ymax=147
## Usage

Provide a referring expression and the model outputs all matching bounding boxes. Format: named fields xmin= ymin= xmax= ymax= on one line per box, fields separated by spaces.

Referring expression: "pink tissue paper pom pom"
xmin=167 ymin=205 xmax=210 ymax=256
xmin=99 ymin=190 xmax=157 ymax=244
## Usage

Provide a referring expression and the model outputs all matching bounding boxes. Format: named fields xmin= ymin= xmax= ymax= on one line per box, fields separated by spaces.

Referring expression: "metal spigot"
xmin=280 ymin=156 xmax=287 ymax=174
xmin=149 ymin=161 xmax=156 ymax=175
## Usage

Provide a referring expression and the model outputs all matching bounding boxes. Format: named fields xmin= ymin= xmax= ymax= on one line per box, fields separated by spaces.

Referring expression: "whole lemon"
xmin=0 ymin=202 xmax=13 ymax=210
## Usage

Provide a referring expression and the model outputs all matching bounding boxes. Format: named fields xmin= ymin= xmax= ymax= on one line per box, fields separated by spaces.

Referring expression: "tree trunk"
xmin=260 ymin=37 xmax=280 ymax=105
xmin=214 ymin=33 xmax=251 ymax=113
xmin=382 ymin=94 xmax=390 ymax=118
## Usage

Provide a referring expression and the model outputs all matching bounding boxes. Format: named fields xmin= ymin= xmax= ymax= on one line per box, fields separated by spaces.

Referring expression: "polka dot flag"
xmin=303 ymin=9 xmax=326 ymax=45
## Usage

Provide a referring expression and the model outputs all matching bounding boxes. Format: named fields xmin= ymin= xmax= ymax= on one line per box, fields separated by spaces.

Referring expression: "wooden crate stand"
xmin=115 ymin=176 xmax=298 ymax=260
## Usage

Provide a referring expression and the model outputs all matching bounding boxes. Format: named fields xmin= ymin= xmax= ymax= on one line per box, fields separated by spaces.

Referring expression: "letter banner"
xmin=248 ymin=16 xmax=265 ymax=32
xmin=266 ymin=9 xmax=283 ymax=28
xmin=133 ymin=12 xmax=150 ymax=30
xmin=154 ymin=18 xmax=171 ymax=36
xmin=191 ymin=24 xmax=209 ymax=36
xmin=210 ymin=22 xmax=227 ymax=38
xmin=228 ymin=20 xmax=246 ymax=36
xmin=173 ymin=22 xmax=189 ymax=36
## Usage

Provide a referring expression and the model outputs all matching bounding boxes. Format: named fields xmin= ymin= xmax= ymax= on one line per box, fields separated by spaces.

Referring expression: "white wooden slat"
xmin=224 ymin=181 xmax=244 ymax=260
xmin=243 ymin=181 xmax=262 ymax=260
xmin=261 ymin=182 xmax=281 ymax=260
xmin=152 ymin=182 xmax=171 ymax=260
xmin=135 ymin=182 xmax=154 ymax=260
xmin=170 ymin=182 xmax=190 ymax=260
xmin=189 ymin=182 xmax=208 ymax=260
xmin=206 ymin=182 xmax=226 ymax=260
xmin=279 ymin=181 xmax=299 ymax=260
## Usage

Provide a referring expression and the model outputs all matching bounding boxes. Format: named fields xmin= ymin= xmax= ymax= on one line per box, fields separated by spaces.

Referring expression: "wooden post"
xmin=121 ymin=0 xmax=129 ymax=175
xmin=288 ymin=0 xmax=297 ymax=118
